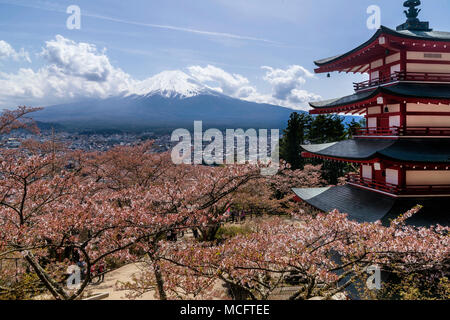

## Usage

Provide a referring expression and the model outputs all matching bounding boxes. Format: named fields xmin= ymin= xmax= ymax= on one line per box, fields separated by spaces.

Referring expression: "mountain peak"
xmin=132 ymin=70 xmax=207 ymax=98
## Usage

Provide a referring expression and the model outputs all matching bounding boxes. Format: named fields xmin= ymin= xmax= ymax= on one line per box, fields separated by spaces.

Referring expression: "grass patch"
xmin=215 ymin=224 xmax=253 ymax=241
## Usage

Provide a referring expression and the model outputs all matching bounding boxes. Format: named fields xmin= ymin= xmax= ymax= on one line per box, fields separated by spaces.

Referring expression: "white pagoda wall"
xmin=406 ymin=51 xmax=450 ymax=74
xmin=406 ymin=115 xmax=450 ymax=127
xmin=407 ymin=63 xmax=450 ymax=73
xmin=389 ymin=115 xmax=401 ymax=128
xmin=406 ymin=171 xmax=450 ymax=186
xmin=362 ymin=165 xmax=373 ymax=179
xmin=407 ymin=51 xmax=450 ymax=61
xmin=407 ymin=103 xmax=450 ymax=113
xmin=386 ymin=168 xmax=399 ymax=185
xmin=386 ymin=53 xmax=400 ymax=64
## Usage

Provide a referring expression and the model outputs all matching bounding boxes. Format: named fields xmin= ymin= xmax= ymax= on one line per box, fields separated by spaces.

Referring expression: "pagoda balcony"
xmin=353 ymin=71 xmax=450 ymax=92
xmin=353 ymin=126 xmax=450 ymax=137
xmin=347 ymin=173 xmax=450 ymax=196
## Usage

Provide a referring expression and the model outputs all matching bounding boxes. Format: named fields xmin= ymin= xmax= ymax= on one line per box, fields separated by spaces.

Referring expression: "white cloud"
xmin=40 ymin=36 xmax=115 ymax=82
xmin=186 ymin=64 xmax=320 ymax=110
xmin=234 ymin=65 xmax=320 ymax=110
xmin=0 ymin=35 xmax=134 ymax=107
xmin=188 ymin=65 xmax=256 ymax=98
xmin=262 ymin=65 xmax=314 ymax=100
xmin=289 ymin=89 xmax=322 ymax=104
xmin=0 ymin=36 xmax=320 ymax=111
xmin=0 ymin=40 xmax=31 ymax=63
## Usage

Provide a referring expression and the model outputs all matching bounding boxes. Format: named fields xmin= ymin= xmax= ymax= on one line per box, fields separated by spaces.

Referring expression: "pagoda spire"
xmin=396 ymin=0 xmax=432 ymax=32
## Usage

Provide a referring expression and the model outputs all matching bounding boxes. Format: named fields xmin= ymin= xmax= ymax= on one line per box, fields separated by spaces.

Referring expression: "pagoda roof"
xmin=314 ymin=26 xmax=450 ymax=73
xmin=292 ymin=185 xmax=450 ymax=227
xmin=309 ymin=83 xmax=450 ymax=112
xmin=301 ymin=138 xmax=450 ymax=163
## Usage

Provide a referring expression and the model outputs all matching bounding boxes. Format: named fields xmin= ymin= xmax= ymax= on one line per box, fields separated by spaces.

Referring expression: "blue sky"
xmin=0 ymin=0 xmax=449 ymax=110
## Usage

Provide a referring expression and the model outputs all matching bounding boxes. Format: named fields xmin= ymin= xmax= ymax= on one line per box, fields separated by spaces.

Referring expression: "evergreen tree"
xmin=280 ymin=113 xmax=359 ymax=184
xmin=307 ymin=115 xmax=349 ymax=185
xmin=280 ymin=112 xmax=311 ymax=170
xmin=307 ymin=114 xmax=346 ymax=143
xmin=346 ymin=118 xmax=363 ymax=139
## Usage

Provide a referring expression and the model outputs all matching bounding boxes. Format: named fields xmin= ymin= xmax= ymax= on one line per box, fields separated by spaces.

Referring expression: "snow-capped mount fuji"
xmin=33 ymin=70 xmax=295 ymax=132
xmin=129 ymin=70 xmax=218 ymax=99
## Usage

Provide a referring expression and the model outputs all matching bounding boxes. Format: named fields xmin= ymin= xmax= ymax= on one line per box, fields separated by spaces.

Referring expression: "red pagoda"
xmin=293 ymin=1 xmax=450 ymax=226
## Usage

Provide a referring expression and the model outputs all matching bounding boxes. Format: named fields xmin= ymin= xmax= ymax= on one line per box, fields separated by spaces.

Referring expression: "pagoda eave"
xmin=301 ymin=151 xmax=380 ymax=164
xmin=302 ymin=151 xmax=450 ymax=170
xmin=301 ymin=139 xmax=450 ymax=164
xmin=309 ymin=83 xmax=450 ymax=115
xmin=314 ymin=26 xmax=450 ymax=74
xmin=292 ymin=185 xmax=450 ymax=227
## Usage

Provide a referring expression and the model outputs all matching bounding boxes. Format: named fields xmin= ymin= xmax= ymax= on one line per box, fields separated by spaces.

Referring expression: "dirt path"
xmin=85 ymin=263 xmax=156 ymax=300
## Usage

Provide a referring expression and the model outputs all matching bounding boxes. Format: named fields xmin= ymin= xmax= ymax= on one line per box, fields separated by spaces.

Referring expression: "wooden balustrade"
xmin=347 ymin=173 xmax=450 ymax=195
xmin=353 ymin=126 xmax=450 ymax=137
xmin=353 ymin=71 xmax=450 ymax=91
xmin=347 ymin=174 xmax=400 ymax=194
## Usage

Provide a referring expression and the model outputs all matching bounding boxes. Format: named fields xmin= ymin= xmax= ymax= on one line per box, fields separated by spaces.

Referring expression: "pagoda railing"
xmin=398 ymin=127 xmax=450 ymax=136
xmin=347 ymin=173 xmax=450 ymax=195
xmin=353 ymin=71 xmax=450 ymax=91
xmin=347 ymin=174 xmax=400 ymax=194
xmin=354 ymin=126 xmax=450 ymax=137
xmin=398 ymin=185 xmax=450 ymax=195
xmin=354 ymin=127 xmax=400 ymax=136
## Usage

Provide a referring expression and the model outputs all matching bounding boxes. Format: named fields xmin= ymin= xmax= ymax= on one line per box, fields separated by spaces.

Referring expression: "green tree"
xmin=280 ymin=113 xmax=359 ymax=184
xmin=280 ymin=112 xmax=311 ymax=170
xmin=307 ymin=114 xmax=346 ymax=144
xmin=347 ymin=118 xmax=361 ymax=139
xmin=307 ymin=115 xmax=349 ymax=185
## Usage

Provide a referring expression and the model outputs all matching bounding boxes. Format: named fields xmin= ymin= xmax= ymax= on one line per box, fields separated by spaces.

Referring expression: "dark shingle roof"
xmin=292 ymin=185 xmax=450 ymax=227
xmin=394 ymin=28 xmax=450 ymax=41
xmin=309 ymin=90 xmax=375 ymax=108
xmin=384 ymin=83 xmax=450 ymax=100
xmin=380 ymin=139 xmax=450 ymax=163
xmin=309 ymin=83 xmax=450 ymax=109
xmin=302 ymin=140 xmax=395 ymax=159
xmin=293 ymin=185 xmax=396 ymax=223
xmin=315 ymin=26 xmax=450 ymax=67
xmin=301 ymin=139 xmax=450 ymax=163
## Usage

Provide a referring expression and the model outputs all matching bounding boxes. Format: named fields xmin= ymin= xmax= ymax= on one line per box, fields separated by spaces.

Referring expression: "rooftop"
xmin=309 ymin=82 xmax=450 ymax=111
xmin=301 ymin=138 xmax=450 ymax=163
xmin=314 ymin=26 xmax=450 ymax=70
xmin=292 ymin=185 xmax=450 ymax=227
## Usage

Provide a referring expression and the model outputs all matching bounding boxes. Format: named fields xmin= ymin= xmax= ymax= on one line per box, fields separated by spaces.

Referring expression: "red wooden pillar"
xmin=400 ymin=102 xmax=407 ymax=134
xmin=398 ymin=166 xmax=407 ymax=190
xmin=400 ymin=50 xmax=407 ymax=72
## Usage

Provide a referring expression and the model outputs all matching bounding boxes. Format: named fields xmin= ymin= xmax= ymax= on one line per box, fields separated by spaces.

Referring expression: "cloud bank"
xmin=0 ymin=35 xmax=320 ymax=110
xmin=0 ymin=40 xmax=31 ymax=63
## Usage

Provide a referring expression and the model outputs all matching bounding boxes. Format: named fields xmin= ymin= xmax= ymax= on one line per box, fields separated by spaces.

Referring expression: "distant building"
xmin=5 ymin=138 xmax=21 ymax=149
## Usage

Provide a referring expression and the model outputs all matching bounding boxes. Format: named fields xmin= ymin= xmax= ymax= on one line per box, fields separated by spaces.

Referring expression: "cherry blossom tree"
xmin=1 ymin=129 xmax=447 ymax=301
xmin=121 ymin=207 xmax=449 ymax=300
xmin=89 ymin=143 xmax=263 ymax=298
xmin=0 ymin=106 xmax=41 ymax=136
xmin=0 ymin=147 xmax=126 ymax=299
xmin=230 ymin=163 xmax=325 ymax=217
xmin=0 ymin=142 xmax=262 ymax=300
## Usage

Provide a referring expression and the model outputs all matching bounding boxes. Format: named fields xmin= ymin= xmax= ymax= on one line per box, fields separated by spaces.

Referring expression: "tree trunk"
xmin=153 ymin=259 xmax=167 ymax=300
xmin=24 ymin=252 xmax=69 ymax=300
xmin=200 ymin=224 xmax=221 ymax=242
